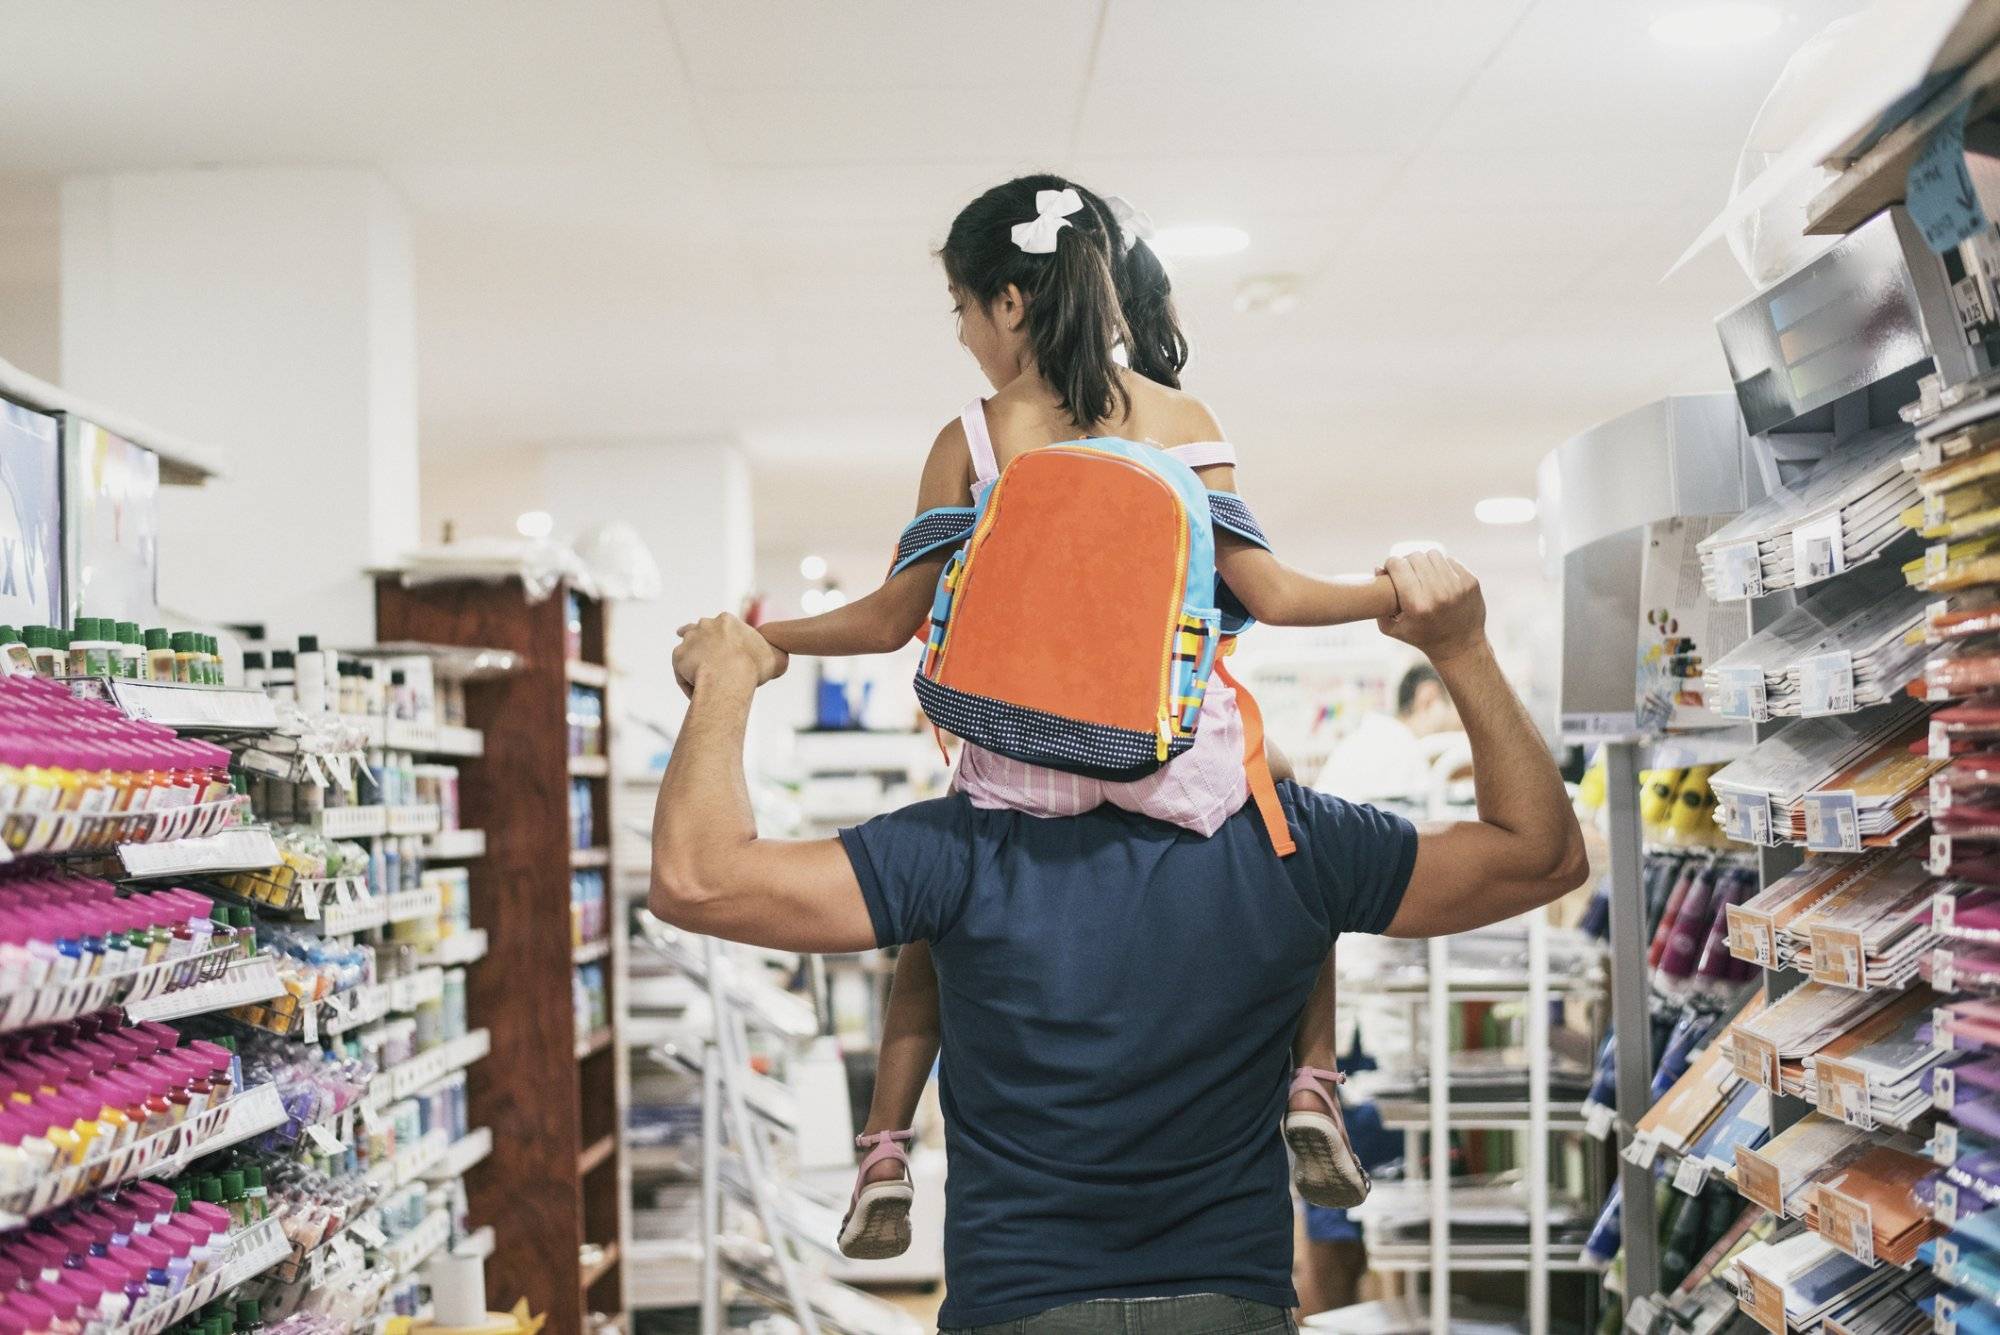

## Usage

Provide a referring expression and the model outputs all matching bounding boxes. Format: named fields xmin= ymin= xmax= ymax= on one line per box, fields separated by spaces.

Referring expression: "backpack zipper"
xmin=1156 ymin=489 xmax=1190 ymax=761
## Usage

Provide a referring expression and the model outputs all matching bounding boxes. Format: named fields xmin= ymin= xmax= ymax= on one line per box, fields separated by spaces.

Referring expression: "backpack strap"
xmin=962 ymin=398 xmax=1000 ymax=485
xmin=1166 ymin=441 xmax=1237 ymax=470
xmin=1214 ymin=652 xmax=1296 ymax=859
xmin=890 ymin=506 xmax=978 ymax=577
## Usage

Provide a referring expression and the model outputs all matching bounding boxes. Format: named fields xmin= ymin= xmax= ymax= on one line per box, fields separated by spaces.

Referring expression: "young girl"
xmin=759 ymin=175 xmax=1394 ymax=1259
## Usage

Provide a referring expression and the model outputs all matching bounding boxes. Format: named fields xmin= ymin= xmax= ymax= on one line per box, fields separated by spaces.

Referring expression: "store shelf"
xmin=108 ymin=1215 xmax=290 ymax=1335
xmin=578 ymin=1133 xmax=616 ymax=1175
xmin=415 ymin=929 xmax=489 ymax=968
xmin=570 ymin=847 xmax=610 ymax=868
xmin=0 ymin=940 xmax=240 ymax=1034
xmin=368 ymin=1028 xmax=492 ymax=1106
xmin=118 ymin=825 xmax=280 ymax=879
xmin=568 ymin=754 xmax=609 ymax=778
xmin=422 ymin=827 xmax=487 ymax=860
xmin=123 ymin=954 xmax=284 ymax=1023
xmin=317 ymin=805 xmax=388 ymax=839
xmin=424 ymin=1127 xmax=494 ymax=1183
xmin=6 ymin=794 xmax=250 ymax=860
xmin=575 ymin=1026 xmax=614 ymax=1059
xmin=382 ymin=1208 xmax=454 ymax=1278
xmin=1366 ymin=1244 xmax=1599 ymax=1274
xmin=104 ymin=679 xmax=280 ymax=732
xmin=565 ymin=660 xmax=609 ymax=688
xmin=573 ymin=939 xmax=611 ymax=965
xmin=578 ymin=1242 xmax=620 ymax=1291
xmin=627 ymin=1238 xmax=702 ymax=1310
xmin=0 ymin=1082 xmax=286 ymax=1228
xmin=1376 ymin=1100 xmax=1594 ymax=1132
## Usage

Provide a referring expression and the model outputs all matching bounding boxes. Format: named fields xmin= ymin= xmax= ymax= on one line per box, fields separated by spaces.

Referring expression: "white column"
xmin=536 ymin=439 xmax=754 ymax=729
xmin=59 ymin=168 xmax=418 ymax=642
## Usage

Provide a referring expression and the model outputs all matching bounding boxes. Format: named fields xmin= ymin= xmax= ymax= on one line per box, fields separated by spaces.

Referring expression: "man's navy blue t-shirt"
xmin=838 ymin=781 xmax=1417 ymax=1329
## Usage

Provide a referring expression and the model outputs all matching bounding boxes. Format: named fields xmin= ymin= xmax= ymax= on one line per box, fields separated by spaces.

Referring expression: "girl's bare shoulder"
xmin=1125 ymin=375 xmax=1226 ymax=444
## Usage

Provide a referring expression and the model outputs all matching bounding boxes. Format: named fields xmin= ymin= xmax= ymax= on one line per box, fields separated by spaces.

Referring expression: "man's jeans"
xmin=942 ymin=1294 xmax=1297 ymax=1334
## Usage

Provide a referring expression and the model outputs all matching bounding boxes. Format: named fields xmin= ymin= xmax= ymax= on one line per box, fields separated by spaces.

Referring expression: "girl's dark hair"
xmin=941 ymin=174 xmax=1139 ymax=429
xmin=1106 ymin=209 xmax=1189 ymax=390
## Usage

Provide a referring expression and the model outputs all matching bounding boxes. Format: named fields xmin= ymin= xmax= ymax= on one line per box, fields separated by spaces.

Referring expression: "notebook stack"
xmin=1805 ymin=1142 xmax=1948 ymax=1267
xmin=1633 ymin=993 xmax=1768 ymax=1174
xmin=1800 ymin=987 xmax=1947 ymax=1131
xmin=1698 ymin=425 xmax=1920 ymax=602
xmin=1702 ymin=569 xmax=1928 ymax=721
xmin=1780 ymin=853 xmax=1940 ymax=990
xmin=1731 ymin=1227 xmax=1888 ymax=1330
xmin=1710 ymin=700 xmax=1938 ymax=850
xmin=1724 ymin=982 xmax=1904 ymax=1100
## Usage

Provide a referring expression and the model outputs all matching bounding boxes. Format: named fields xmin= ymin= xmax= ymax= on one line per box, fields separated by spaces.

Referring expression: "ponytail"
xmin=939 ymin=174 xmax=1132 ymax=429
xmin=1027 ymin=223 xmax=1130 ymax=428
xmin=1116 ymin=239 xmax=1188 ymax=390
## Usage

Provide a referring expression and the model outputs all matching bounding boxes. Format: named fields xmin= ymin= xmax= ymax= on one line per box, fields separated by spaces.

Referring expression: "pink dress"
xmin=948 ymin=398 xmax=1252 ymax=837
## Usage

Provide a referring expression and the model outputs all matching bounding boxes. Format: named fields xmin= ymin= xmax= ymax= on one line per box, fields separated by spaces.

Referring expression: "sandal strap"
xmin=1288 ymin=1066 xmax=1346 ymax=1119
xmin=848 ymin=1129 xmax=914 ymax=1213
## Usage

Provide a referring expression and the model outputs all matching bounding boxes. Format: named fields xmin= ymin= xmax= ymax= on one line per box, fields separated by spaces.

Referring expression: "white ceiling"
xmin=0 ymin=0 xmax=1864 ymax=580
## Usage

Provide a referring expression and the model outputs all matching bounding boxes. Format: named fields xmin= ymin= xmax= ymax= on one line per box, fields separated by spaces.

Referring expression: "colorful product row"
xmin=0 ymin=877 xmax=243 ymax=995
xmin=0 ymin=623 xmax=225 ymax=687
xmin=0 ymin=679 xmax=233 ymax=816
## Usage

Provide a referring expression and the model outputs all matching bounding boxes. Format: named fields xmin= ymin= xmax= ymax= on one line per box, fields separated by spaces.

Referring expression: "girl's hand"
xmin=672 ymin=615 xmax=790 ymax=697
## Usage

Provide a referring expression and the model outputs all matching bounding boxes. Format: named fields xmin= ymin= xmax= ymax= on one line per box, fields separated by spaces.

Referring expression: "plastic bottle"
xmin=139 ymin=630 xmax=170 ymax=684
xmin=69 ymin=622 xmax=116 ymax=678
xmin=241 ymin=653 xmax=265 ymax=694
xmin=295 ymin=636 xmax=325 ymax=715
xmin=266 ymin=652 xmax=295 ymax=705
xmin=204 ymin=635 xmax=223 ymax=687
xmin=0 ymin=628 xmax=30 ymax=678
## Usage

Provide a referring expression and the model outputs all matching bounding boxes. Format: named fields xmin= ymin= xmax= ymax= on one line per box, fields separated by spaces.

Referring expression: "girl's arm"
xmin=759 ymin=423 xmax=973 ymax=658
xmin=1202 ymin=463 xmax=1400 ymax=627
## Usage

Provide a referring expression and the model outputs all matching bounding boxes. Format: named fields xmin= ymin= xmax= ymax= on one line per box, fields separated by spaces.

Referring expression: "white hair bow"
xmin=1010 ymin=188 xmax=1085 ymax=255
xmin=1103 ymin=195 xmax=1154 ymax=253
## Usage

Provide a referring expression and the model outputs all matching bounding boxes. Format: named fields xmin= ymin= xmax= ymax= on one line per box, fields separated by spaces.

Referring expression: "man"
xmin=653 ymin=551 xmax=1586 ymax=1334
xmin=1313 ymin=662 xmax=1466 ymax=807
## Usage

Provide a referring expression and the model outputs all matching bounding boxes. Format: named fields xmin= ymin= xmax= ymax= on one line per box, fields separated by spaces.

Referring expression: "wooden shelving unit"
xmin=375 ymin=575 xmax=628 ymax=1335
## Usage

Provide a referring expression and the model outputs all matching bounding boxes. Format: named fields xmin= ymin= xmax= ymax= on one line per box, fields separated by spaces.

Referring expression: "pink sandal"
xmin=1284 ymin=1067 xmax=1371 ymax=1209
xmin=838 ymin=1129 xmax=915 ymax=1260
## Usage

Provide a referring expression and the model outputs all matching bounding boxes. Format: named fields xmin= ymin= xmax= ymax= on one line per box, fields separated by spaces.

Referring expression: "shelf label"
xmin=1672 ymin=1154 xmax=1710 ymax=1195
xmin=1803 ymin=791 xmax=1861 ymax=853
xmin=1928 ymin=545 xmax=1953 ymax=586
xmin=1927 ymin=490 xmax=1951 ymax=532
xmin=1800 ymin=652 xmax=1856 ymax=717
xmin=1792 ymin=513 xmax=1846 ymax=585
xmin=1936 ymin=1063 xmax=1957 ymax=1111
xmin=1814 ymin=1056 xmax=1872 ymax=1129
xmin=1731 ymin=1031 xmax=1780 ymax=1093
xmin=1921 ymin=437 xmax=1946 ymax=472
xmin=1726 ymin=904 xmax=1775 ymax=968
xmin=1816 ymin=1186 xmax=1874 ymax=1265
xmin=1735 ymin=1145 xmax=1785 ymax=1216
xmin=1933 ymin=1122 xmax=1959 ymax=1166
xmin=106 ymin=680 xmax=281 ymax=732
xmin=1910 ymin=101 xmax=1988 ymax=254
xmin=1939 ymin=1237 xmax=1961 ymax=1284
xmin=349 ymin=1216 xmax=388 ymax=1249
xmin=1740 ymin=1265 xmax=1786 ymax=1334
xmin=1715 ymin=542 xmax=1765 ymax=601
xmin=1933 ymin=720 xmax=1955 ymax=761
xmin=1934 ymin=947 xmax=1958 ymax=995
xmin=1583 ymin=1101 xmax=1615 ymax=1141
xmin=305 ymin=1123 xmax=344 ymax=1155
xmin=1937 ymin=1179 xmax=1960 ymax=1226
xmin=1809 ymin=924 xmax=1865 ymax=988
xmin=1936 ymin=1006 xmax=1957 ymax=1055
xmin=1937 ymin=888 xmax=1958 ymax=932
xmin=1938 ymin=1293 xmax=1960 ymax=1335
xmin=1712 ymin=665 xmax=1769 ymax=721
xmin=1932 ymin=833 xmax=1955 ymax=875
xmin=1933 ymin=774 xmax=1955 ymax=816
xmin=118 ymin=827 xmax=281 ymax=880
xmin=1622 ymin=1129 xmax=1659 ymax=1169
xmin=1723 ymin=793 xmax=1774 ymax=846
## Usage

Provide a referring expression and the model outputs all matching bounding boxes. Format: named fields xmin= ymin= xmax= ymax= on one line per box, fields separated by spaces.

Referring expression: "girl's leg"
xmin=840 ymin=941 xmax=941 ymax=1259
xmin=1290 ymin=948 xmax=1338 ymax=1112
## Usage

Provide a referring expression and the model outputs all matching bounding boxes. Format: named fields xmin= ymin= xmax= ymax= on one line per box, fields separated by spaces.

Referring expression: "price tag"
xmin=1934 ymin=947 xmax=1958 ymax=995
xmin=1726 ymin=905 xmax=1775 ymax=968
xmin=1933 ymin=1122 xmax=1959 ymax=1166
xmin=1933 ymin=720 xmax=1955 ymax=761
xmin=1810 ymin=924 xmax=1866 ymax=988
xmin=1740 ymin=1265 xmax=1786 ymax=1334
xmin=1933 ymin=833 xmax=1955 ymax=875
xmin=1921 ymin=438 xmax=1946 ymax=472
xmin=1623 ymin=1130 xmax=1660 ymax=1169
xmin=1938 ymin=1293 xmax=1960 ymax=1335
xmin=1736 ymin=1144 xmax=1785 ymax=1215
xmin=1938 ymin=1237 xmax=1960 ymax=1284
xmin=1801 ymin=652 xmax=1857 ymax=716
xmin=1936 ymin=1063 xmax=1957 ymax=1111
xmin=1724 ymin=793 xmax=1774 ymax=846
xmin=306 ymin=1123 xmax=343 ymax=1155
xmin=1623 ymin=1294 xmax=1662 ymax=1335
xmin=1927 ymin=542 xmax=1952 ymax=583
xmin=1715 ymin=542 xmax=1766 ymax=601
xmin=1817 ymin=1186 xmax=1874 ymax=1265
xmin=1584 ymin=1101 xmax=1616 ymax=1141
xmin=348 ymin=1216 xmax=388 ymax=1249
xmin=1793 ymin=512 xmax=1847 ymax=585
xmin=1713 ymin=665 xmax=1770 ymax=721
xmin=1815 ymin=1056 xmax=1873 ymax=1128
xmin=1927 ymin=490 xmax=1950 ymax=532
xmin=1936 ymin=1006 xmax=1957 ymax=1054
xmin=1937 ymin=1179 xmax=1960 ymax=1225
xmin=1673 ymin=1154 xmax=1711 ymax=1195
xmin=301 ymin=998 xmax=318 ymax=1045
xmin=1937 ymin=888 xmax=1958 ymax=932
xmin=1933 ymin=775 xmax=1955 ymax=816
xmin=1804 ymin=792 xmax=1862 ymax=853
xmin=1731 ymin=1031 xmax=1781 ymax=1092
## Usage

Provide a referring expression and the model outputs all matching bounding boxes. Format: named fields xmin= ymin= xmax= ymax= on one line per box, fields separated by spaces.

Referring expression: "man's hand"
xmin=1376 ymin=550 xmax=1485 ymax=665
xmin=672 ymin=614 xmax=789 ymax=697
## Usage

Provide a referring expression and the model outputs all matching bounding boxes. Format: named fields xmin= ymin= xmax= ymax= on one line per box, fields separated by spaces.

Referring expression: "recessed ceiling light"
xmin=1150 ymin=224 xmax=1250 ymax=259
xmin=1648 ymin=3 xmax=1781 ymax=47
xmin=1475 ymin=496 xmax=1538 ymax=526
xmin=515 ymin=510 xmax=553 ymax=540
xmin=1234 ymin=275 xmax=1301 ymax=315
xmin=799 ymin=554 xmax=827 ymax=581
xmin=1388 ymin=540 xmax=1445 ymax=558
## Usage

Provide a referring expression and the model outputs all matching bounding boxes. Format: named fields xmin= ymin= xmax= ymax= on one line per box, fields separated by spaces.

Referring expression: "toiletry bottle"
xmin=266 ymin=652 xmax=295 ymax=705
xmin=241 ymin=653 xmax=265 ymax=694
xmin=295 ymin=637 xmax=325 ymax=715
xmin=142 ymin=631 xmax=173 ymax=684
xmin=0 ymin=628 xmax=30 ymax=678
xmin=114 ymin=625 xmax=143 ymax=681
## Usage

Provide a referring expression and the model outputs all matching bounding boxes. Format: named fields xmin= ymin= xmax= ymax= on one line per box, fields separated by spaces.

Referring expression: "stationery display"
xmin=1702 ymin=567 xmax=1928 ymax=721
xmin=1710 ymin=700 xmax=1937 ymax=850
